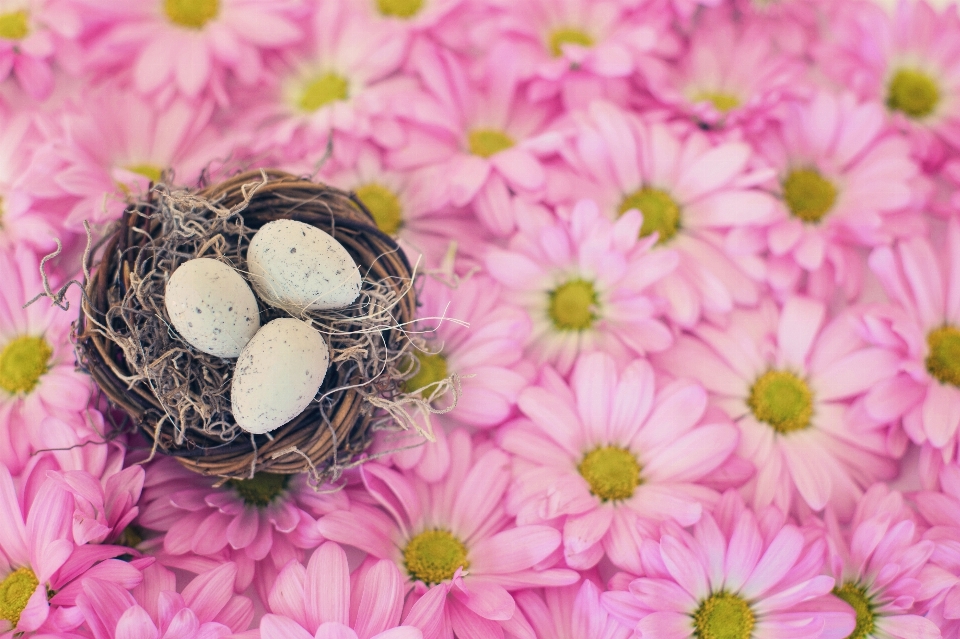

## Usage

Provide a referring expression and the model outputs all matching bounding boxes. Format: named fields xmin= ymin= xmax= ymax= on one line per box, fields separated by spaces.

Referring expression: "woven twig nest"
xmin=75 ymin=170 xmax=420 ymax=479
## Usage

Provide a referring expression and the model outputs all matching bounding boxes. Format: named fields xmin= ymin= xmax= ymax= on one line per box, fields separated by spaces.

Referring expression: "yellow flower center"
xmin=886 ymin=68 xmax=940 ymax=119
xmin=548 ymin=27 xmax=594 ymax=57
xmin=163 ymin=0 xmax=219 ymax=29
xmin=693 ymin=91 xmax=741 ymax=113
xmin=832 ymin=582 xmax=875 ymax=639
xmin=403 ymin=529 xmax=469 ymax=585
xmin=693 ymin=592 xmax=755 ymax=639
xmin=577 ymin=446 xmax=641 ymax=502
xmin=0 ymin=568 xmax=39 ymax=628
xmin=117 ymin=525 xmax=144 ymax=549
xmin=0 ymin=11 xmax=28 ymax=40
xmin=376 ymin=0 xmax=423 ymax=18
xmin=548 ymin=279 xmax=598 ymax=331
xmin=782 ymin=168 xmax=838 ymax=224
xmin=467 ymin=129 xmax=514 ymax=158
xmin=926 ymin=325 xmax=960 ymax=387
xmin=403 ymin=351 xmax=449 ymax=394
xmin=0 ymin=336 xmax=53 ymax=396
xmin=748 ymin=370 xmax=813 ymax=434
xmin=298 ymin=72 xmax=349 ymax=113
xmin=126 ymin=164 xmax=164 ymax=184
xmin=355 ymin=183 xmax=403 ymax=236
xmin=618 ymin=187 xmax=681 ymax=244
xmin=226 ymin=473 xmax=289 ymax=507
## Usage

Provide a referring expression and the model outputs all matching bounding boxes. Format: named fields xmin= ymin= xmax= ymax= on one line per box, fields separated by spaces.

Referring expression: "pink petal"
xmin=635 ymin=612 xmax=694 ymax=639
xmin=354 ymin=560 xmax=404 ymax=639
xmin=922 ymin=383 xmax=960 ymax=448
xmin=306 ymin=542 xmax=350 ymax=629
xmin=316 ymin=509 xmax=396 ymax=559
xmin=491 ymin=148 xmax=544 ymax=191
xmin=115 ymin=606 xmax=160 ymax=639
xmin=683 ymin=191 xmax=776 ymax=228
xmin=447 ymin=598 xmax=505 ymax=639
xmin=261 ymin=614 xmax=314 ymax=639
xmin=181 ymin=563 xmax=238 ymax=623
xmin=777 ymin=296 xmax=825 ymax=370
xmin=315 ymin=622 xmax=361 ymax=639
xmin=781 ymin=438 xmax=832 ymax=510
xmin=878 ymin=614 xmax=941 ymax=639
xmin=450 ymin=449 xmax=511 ymax=541
xmin=16 ymin=584 xmax=49 ymax=632
xmin=675 ymin=143 xmax=751 ymax=201
xmin=470 ymin=526 xmax=562 ymax=575
xmin=741 ymin=525 xmax=804 ymax=599
xmin=452 ymin=579 xmax=514 ymax=621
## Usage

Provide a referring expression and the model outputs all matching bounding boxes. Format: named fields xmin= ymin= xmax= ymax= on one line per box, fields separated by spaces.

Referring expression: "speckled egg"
xmin=247 ymin=220 xmax=362 ymax=312
xmin=164 ymin=258 xmax=260 ymax=358
xmin=230 ymin=318 xmax=329 ymax=435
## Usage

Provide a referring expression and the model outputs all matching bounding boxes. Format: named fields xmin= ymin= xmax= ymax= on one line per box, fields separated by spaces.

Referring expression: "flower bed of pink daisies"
xmin=2 ymin=0 xmax=960 ymax=637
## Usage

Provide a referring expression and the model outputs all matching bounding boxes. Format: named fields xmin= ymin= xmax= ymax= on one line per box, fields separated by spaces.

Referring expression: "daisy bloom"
xmin=317 ymin=429 xmax=579 ymax=639
xmin=500 ymin=351 xmax=740 ymax=572
xmin=653 ymin=296 xmax=901 ymax=520
xmin=79 ymin=0 xmax=301 ymax=101
xmin=0 ymin=0 xmax=81 ymax=100
xmin=755 ymin=91 xmax=926 ymax=299
xmin=135 ymin=456 xmax=341 ymax=598
xmin=601 ymin=490 xmax=856 ymax=639
xmin=485 ymin=198 xmax=676 ymax=374
xmin=76 ymin=562 xmax=254 ymax=639
xmin=515 ymin=579 xmax=630 ymax=639
xmin=553 ymin=100 xmax=778 ymax=327
xmin=0 ymin=246 xmax=92 ymax=475
xmin=260 ymin=541 xmax=423 ymax=639
xmin=821 ymin=483 xmax=940 ymax=639
xmin=862 ymin=218 xmax=960 ymax=463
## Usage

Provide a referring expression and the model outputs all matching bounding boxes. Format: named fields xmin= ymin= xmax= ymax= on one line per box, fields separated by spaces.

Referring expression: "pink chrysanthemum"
xmin=820 ymin=483 xmax=940 ymax=639
xmin=0 ymin=247 xmax=91 ymax=475
xmin=500 ymin=352 xmax=740 ymax=572
xmin=317 ymin=429 xmax=578 ymax=639
xmin=754 ymin=91 xmax=926 ymax=299
xmin=602 ymin=490 xmax=856 ymax=639
xmin=48 ymin=465 xmax=144 ymax=548
xmin=79 ymin=0 xmax=301 ymax=101
xmin=76 ymin=562 xmax=253 ymax=639
xmin=515 ymin=579 xmax=629 ymax=639
xmin=0 ymin=0 xmax=81 ymax=100
xmin=485 ymin=199 xmax=676 ymax=374
xmin=135 ymin=456 xmax=342 ymax=598
xmin=654 ymin=296 xmax=901 ymax=519
xmin=822 ymin=0 xmax=960 ymax=164
xmin=862 ymin=218 xmax=960 ymax=464
xmin=552 ymin=101 xmax=778 ymax=327
xmin=260 ymin=541 xmax=423 ymax=639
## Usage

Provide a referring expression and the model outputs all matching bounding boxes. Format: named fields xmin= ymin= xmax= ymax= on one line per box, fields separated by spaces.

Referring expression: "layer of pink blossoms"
xmin=0 ymin=0 xmax=958 ymax=637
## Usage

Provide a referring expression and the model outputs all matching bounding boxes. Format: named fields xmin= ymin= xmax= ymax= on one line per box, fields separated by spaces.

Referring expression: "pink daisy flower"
xmin=653 ymin=296 xmax=901 ymax=520
xmin=754 ymin=91 xmax=926 ymax=299
xmin=317 ymin=429 xmax=578 ymax=639
xmin=515 ymin=579 xmax=630 ymax=639
xmin=0 ymin=0 xmax=81 ymax=100
xmin=0 ymin=246 xmax=92 ymax=475
xmin=47 ymin=465 xmax=144 ymax=548
xmin=552 ymin=101 xmax=778 ymax=327
xmin=389 ymin=41 xmax=561 ymax=236
xmin=862 ymin=218 xmax=960 ymax=462
xmin=76 ymin=562 xmax=254 ymax=639
xmin=260 ymin=541 xmax=423 ymax=639
xmin=485 ymin=199 xmax=676 ymax=374
xmin=500 ymin=351 xmax=740 ymax=573
xmin=79 ymin=0 xmax=301 ymax=101
xmin=601 ymin=490 xmax=856 ymax=639
xmin=135 ymin=456 xmax=342 ymax=598
xmin=821 ymin=483 xmax=941 ymax=639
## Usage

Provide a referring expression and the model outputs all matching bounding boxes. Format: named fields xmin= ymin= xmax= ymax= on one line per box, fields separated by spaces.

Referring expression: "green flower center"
xmin=467 ymin=129 xmax=514 ymax=158
xmin=403 ymin=529 xmax=469 ymax=585
xmin=0 ymin=568 xmax=39 ymax=628
xmin=117 ymin=525 xmax=144 ymax=549
xmin=226 ymin=473 xmax=289 ymax=507
xmin=376 ymin=0 xmax=423 ymax=18
xmin=833 ymin=582 xmax=875 ymax=639
xmin=886 ymin=68 xmax=940 ymax=119
xmin=548 ymin=279 xmax=598 ymax=331
xmin=618 ymin=187 xmax=681 ymax=244
xmin=403 ymin=351 xmax=449 ymax=394
xmin=693 ymin=592 xmax=755 ymax=639
xmin=926 ymin=325 xmax=960 ymax=387
xmin=163 ymin=0 xmax=219 ymax=29
xmin=355 ymin=183 xmax=403 ymax=236
xmin=0 ymin=336 xmax=53 ymax=395
xmin=578 ymin=446 xmax=641 ymax=502
xmin=782 ymin=168 xmax=838 ymax=224
xmin=548 ymin=27 xmax=594 ymax=57
xmin=0 ymin=11 xmax=28 ymax=40
xmin=693 ymin=91 xmax=741 ymax=113
xmin=126 ymin=164 xmax=164 ymax=184
xmin=748 ymin=370 xmax=813 ymax=434
xmin=298 ymin=72 xmax=349 ymax=113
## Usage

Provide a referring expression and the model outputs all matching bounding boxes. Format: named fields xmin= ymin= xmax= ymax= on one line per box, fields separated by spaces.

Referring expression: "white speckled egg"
xmin=230 ymin=318 xmax=329 ymax=435
xmin=247 ymin=220 xmax=362 ymax=312
xmin=164 ymin=258 xmax=260 ymax=358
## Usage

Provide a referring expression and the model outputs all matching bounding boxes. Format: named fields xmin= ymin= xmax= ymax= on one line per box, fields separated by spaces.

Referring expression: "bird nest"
xmin=70 ymin=169 xmax=444 ymax=480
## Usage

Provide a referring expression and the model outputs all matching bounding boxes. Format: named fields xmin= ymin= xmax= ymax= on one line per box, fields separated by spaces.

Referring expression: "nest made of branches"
xmin=74 ymin=169 xmax=445 ymax=481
